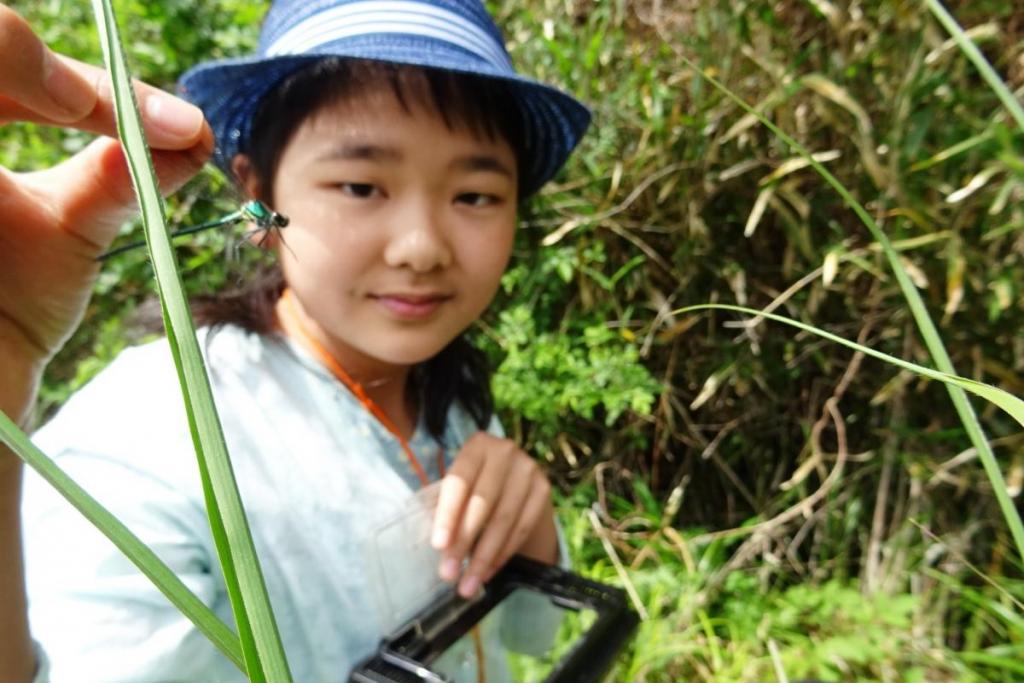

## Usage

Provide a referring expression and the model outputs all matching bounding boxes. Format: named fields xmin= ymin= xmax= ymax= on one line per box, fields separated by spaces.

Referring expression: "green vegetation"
xmin=4 ymin=0 xmax=1022 ymax=680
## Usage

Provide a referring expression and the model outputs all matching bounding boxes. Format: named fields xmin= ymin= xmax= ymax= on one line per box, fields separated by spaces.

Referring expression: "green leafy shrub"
xmin=491 ymin=303 xmax=660 ymax=443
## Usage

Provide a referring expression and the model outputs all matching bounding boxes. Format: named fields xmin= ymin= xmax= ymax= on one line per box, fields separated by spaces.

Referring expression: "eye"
xmin=455 ymin=192 xmax=501 ymax=207
xmin=338 ymin=182 xmax=380 ymax=199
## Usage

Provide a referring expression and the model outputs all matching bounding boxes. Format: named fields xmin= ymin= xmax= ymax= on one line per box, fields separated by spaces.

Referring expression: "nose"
xmin=382 ymin=199 xmax=453 ymax=273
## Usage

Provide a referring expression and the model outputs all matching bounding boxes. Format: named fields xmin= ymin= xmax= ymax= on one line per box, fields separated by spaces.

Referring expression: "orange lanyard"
xmin=277 ymin=288 xmax=445 ymax=486
xmin=277 ymin=288 xmax=483 ymax=681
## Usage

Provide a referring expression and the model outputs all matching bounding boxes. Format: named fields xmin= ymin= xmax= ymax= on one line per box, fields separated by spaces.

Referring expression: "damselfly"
xmin=97 ymin=200 xmax=289 ymax=261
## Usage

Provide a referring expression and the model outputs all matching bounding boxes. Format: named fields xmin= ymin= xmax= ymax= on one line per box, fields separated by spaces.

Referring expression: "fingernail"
xmin=459 ymin=575 xmax=480 ymax=597
xmin=145 ymin=93 xmax=204 ymax=141
xmin=431 ymin=527 xmax=449 ymax=549
xmin=440 ymin=557 xmax=459 ymax=581
xmin=43 ymin=51 xmax=95 ymax=119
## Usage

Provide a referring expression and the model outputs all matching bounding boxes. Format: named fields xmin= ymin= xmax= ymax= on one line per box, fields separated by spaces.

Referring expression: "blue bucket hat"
xmin=178 ymin=0 xmax=591 ymax=197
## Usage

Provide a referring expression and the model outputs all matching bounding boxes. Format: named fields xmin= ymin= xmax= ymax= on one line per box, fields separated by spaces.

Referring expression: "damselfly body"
xmin=97 ymin=200 xmax=288 ymax=261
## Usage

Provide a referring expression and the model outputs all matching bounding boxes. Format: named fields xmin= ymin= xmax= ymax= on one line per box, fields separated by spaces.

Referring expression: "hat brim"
xmin=179 ymin=40 xmax=590 ymax=197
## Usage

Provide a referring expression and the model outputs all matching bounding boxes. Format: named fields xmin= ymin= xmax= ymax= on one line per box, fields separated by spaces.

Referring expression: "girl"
xmin=0 ymin=0 xmax=590 ymax=680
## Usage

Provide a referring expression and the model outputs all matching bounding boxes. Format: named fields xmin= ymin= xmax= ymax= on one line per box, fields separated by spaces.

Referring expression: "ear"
xmin=230 ymin=153 xmax=262 ymax=199
xmin=230 ymin=154 xmax=280 ymax=250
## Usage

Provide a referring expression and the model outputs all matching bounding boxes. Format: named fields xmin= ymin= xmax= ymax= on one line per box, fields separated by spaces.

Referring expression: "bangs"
xmin=243 ymin=58 xmax=526 ymax=200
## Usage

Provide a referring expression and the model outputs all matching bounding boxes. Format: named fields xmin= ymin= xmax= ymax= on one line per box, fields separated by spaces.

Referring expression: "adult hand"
xmin=431 ymin=432 xmax=559 ymax=598
xmin=0 ymin=7 xmax=212 ymax=680
xmin=0 ymin=3 xmax=212 ymax=433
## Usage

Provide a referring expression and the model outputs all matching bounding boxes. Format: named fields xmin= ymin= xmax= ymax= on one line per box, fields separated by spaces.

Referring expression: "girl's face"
xmin=266 ymin=78 xmax=518 ymax=374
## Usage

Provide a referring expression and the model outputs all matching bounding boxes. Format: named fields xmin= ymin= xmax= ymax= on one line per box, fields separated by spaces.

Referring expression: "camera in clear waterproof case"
xmin=351 ymin=485 xmax=638 ymax=682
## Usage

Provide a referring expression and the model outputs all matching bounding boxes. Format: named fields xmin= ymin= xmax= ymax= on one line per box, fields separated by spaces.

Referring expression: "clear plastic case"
xmin=364 ymin=482 xmax=451 ymax=634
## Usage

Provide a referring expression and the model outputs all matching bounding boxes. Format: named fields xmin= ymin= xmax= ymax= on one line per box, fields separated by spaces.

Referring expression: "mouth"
xmin=370 ymin=292 xmax=453 ymax=319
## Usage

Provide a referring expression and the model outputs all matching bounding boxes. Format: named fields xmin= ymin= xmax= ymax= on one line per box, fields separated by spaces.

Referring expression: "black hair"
xmin=246 ymin=58 xmax=526 ymax=201
xmin=191 ymin=59 xmax=527 ymax=444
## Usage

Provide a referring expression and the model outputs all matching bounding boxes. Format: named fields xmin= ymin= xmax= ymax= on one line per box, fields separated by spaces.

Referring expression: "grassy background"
xmin=5 ymin=0 xmax=1023 ymax=680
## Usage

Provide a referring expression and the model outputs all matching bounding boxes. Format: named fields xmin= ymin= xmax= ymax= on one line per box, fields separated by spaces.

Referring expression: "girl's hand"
xmin=0 ymin=4 xmax=212 ymax=434
xmin=431 ymin=432 xmax=559 ymax=598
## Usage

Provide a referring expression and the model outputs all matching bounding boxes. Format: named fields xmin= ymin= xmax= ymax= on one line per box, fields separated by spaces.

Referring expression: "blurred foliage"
xmin=6 ymin=0 xmax=1023 ymax=679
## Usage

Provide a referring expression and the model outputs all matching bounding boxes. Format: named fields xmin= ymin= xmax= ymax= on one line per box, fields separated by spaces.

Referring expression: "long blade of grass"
xmin=677 ymin=55 xmax=1024 ymax=563
xmin=0 ymin=412 xmax=243 ymax=669
xmin=674 ymin=304 xmax=1024 ymax=431
xmin=91 ymin=1 xmax=292 ymax=679
xmin=923 ymin=0 xmax=1024 ymax=131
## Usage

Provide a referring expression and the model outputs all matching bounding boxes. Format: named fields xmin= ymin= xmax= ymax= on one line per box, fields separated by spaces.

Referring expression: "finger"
xmin=442 ymin=448 xmax=511 ymax=580
xmin=431 ymin=438 xmax=488 ymax=552
xmin=0 ymin=6 xmax=205 ymax=151
xmin=0 ymin=5 xmax=95 ymax=122
xmin=0 ymin=56 xmax=207 ymax=150
xmin=19 ymin=126 xmax=214 ymax=251
xmin=458 ymin=459 xmax=534 ymax=596
xmin=486 ymin=480 xmax=552 ymax=582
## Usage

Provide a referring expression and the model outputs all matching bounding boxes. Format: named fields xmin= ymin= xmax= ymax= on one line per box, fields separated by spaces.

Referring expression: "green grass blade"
xmin=677 ymin=54 xmax=1024 ymax=563
xmin=91 ymin=1 xmax=292 ymax=679
xmin=673 ymin=304 xmax=1024 ymax=431
xmin=923 ymin=0 xmax=1024 ymax=131
xmin=908 ymin=131 xmax=992 ymax=173
xmin=957 ymin=651 xmax=1024 ymax=677
xmin=0 ymin=412 xmax=243 ymax=669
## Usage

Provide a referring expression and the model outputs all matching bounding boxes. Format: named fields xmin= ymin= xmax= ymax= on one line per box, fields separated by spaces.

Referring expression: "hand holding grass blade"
xmin=0 ymin=4 xmax=210 ymax=373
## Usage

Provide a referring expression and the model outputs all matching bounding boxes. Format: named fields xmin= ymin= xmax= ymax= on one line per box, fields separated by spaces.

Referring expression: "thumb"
xmin=20 ymin=125 xmax=214 ymax=251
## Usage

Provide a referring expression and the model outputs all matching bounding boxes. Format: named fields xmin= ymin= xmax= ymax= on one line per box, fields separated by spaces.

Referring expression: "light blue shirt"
xmin=23 ymin=326 xmax=564 ymax=682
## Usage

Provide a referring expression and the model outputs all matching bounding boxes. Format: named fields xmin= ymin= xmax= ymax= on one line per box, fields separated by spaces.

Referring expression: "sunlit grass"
xmin=91 ymin=0 xmax=290 ymax=678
